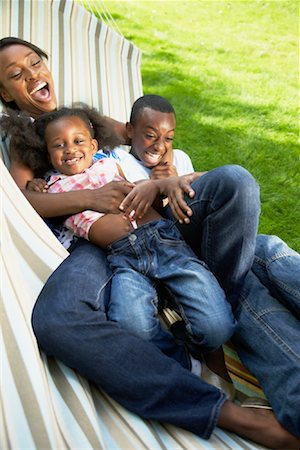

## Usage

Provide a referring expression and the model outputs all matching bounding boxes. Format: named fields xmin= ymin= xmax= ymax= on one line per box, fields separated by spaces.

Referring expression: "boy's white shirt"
xmin=113 ymin=147 xmax=194 ymax=182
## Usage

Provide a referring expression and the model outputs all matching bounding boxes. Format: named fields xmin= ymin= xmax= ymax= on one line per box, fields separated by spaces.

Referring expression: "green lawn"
xmin=100 ymin=1 xmax=299 ymax=250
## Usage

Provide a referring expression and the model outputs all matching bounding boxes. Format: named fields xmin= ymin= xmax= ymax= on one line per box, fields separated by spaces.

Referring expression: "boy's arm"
xmin=119 ymin=179 xmax=162 ymax=219
xmin=119 ymin=173 xmax=202 ymax=224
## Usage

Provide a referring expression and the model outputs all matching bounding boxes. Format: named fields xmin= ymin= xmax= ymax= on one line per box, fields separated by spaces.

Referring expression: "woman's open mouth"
xmin=29 ymin=81 xmax=51 ymax=102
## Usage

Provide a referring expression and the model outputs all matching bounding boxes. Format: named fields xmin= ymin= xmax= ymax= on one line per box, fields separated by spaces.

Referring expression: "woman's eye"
xmin=10 ymin=71 xmax=21 ymax=79
xmin=32 ymin=59 xmax=41 ymax=66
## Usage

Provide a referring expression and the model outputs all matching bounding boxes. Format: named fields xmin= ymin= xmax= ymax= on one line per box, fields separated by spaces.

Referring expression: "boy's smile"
xmin=127 ymin=108 xmax=176 ymax=168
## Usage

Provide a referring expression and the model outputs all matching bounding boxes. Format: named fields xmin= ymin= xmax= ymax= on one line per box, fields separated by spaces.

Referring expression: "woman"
xmin=1 ymin=37 xmax=299 ymax=448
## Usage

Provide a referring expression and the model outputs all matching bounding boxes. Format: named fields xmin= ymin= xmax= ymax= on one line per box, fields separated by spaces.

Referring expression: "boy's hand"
xmin=119 ymin=180 xmax=159 ymax=219
xmin=150 ymin=162 xmax=178 ymax=180
xmin=161 ymin=172 xmax=206 ymax=224
xmin=26 ymin=178 xmax=48 ymax=192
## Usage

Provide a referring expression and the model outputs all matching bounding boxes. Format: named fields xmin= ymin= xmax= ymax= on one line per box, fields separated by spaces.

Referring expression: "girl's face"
xmin=0 ymin=44 xmax=57 ymax=117
xmin=126 ymin=108 xmax=176 ymax=167
xmin=45 ymin=116 xmax=98 ymax=175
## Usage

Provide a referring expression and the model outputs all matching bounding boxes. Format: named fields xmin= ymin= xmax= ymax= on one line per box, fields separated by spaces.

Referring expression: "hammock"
xmin=0 ymin=1 xmax=264 ymax=448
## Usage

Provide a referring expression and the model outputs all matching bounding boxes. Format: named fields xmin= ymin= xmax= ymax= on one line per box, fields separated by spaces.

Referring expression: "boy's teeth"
xmin=147 ymin=153 xmax=160 ymax=161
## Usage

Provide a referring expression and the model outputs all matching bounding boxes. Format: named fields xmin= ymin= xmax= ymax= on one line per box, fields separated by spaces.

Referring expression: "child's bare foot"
xmin=218 ymin=401 xmax=300 ymax=449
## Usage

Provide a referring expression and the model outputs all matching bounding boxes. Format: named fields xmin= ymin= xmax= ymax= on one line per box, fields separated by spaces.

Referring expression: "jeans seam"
xmin=187 ymin=198 xmax=214 ymax=267
xmin=255 ymin=252 xmax=297 ymax=266
xmin=254 ymin=254 xmax=300 ymax=299
xmin=269 ymin=275 xmax=300 ymax=300
xmin=240 ymin=295 xmax=300 ymax=361
xmin=203 ymin=392 xmax=227 ymax=439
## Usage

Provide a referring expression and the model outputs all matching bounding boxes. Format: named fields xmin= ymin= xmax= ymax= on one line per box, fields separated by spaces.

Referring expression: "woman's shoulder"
xmin=0 ymin=133 xmax=11 ymax=170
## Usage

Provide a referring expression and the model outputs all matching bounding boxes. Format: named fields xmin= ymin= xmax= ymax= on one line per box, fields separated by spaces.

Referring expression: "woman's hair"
xmin=130 ymin=94 xmax=176 ymax=125
xmin=0 ymin=105 xmax=121 ymax=176
xmin=0 ymin=37 xmax=48 ymax=110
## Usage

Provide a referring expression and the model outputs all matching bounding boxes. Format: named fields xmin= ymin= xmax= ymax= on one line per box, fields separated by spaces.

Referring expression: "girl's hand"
xmin=26 ymin=178 xmax=48 ymax=192
xmin=150 ymin=162 xmax=178 ymax=180
xmin=119 ymin=180 xmax=159 ymax=219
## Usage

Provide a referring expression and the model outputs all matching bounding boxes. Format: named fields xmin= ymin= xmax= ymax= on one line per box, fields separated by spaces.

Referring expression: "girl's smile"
xmin=45 ymin=116 xmax=98 ymax=175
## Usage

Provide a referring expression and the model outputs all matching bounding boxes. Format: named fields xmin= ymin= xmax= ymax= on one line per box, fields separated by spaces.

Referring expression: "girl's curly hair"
xmin=0 ymin=105 xmax=121 ymax=176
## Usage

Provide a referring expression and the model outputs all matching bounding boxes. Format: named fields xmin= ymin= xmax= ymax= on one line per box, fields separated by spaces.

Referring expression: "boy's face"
xmin=45 ymin=116 xmax=98 ymax=175
xmin=127 ymin=108 xmax=176 ymax=167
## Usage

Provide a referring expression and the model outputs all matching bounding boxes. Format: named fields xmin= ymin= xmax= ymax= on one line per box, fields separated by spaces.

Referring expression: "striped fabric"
xmin=0 ymin=0 xmax=142 ymax=119
xmin=1 ymin=1 xmax=263 ymax=448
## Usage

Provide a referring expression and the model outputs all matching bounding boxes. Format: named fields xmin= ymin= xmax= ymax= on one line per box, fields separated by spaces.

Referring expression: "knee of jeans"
xmin=255 ymin=234 xmax=294 ymax=260
xmin=116 ymin=313 xmax=158 ymax=341
xmin=31 ymin=299 xmax=70 ymax=348
xmin=222 ymin=165 xmax=259 ymax=202
xmin=193 ymin=316 xmax=236 ymax=350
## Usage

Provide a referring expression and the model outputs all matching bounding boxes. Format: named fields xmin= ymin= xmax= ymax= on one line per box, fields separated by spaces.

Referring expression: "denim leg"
xmin=234 ymin=269 xmax=300 ymax=438
xmin=107 ymin=267 xmax=191 ymax=368
xmin=163 ymin=165 xmax=260 ymax=308
xmin=31 ymin=239 xmax=226 ymax=438
xmin=253 ymin=234 xmax=300 ymax=320
xmin=157 ymin=252 xmax=236 ymax=351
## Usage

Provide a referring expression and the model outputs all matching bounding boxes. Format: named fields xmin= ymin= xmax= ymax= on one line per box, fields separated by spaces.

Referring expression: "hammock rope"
xmin=77 ymin=0 xmax=123 ymax=36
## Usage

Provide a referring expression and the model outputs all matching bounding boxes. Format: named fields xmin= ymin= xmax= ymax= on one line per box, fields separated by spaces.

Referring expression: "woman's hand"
xmin=119 ymin=180 xmax=160 ymax=219
xmin=26 ymin=178 xmax=48 ymax=192
xmin=89 ymin=180 xmax=135 ymax=214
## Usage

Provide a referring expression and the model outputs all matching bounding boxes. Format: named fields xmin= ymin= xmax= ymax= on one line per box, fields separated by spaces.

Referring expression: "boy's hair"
xmin=0 ymin=37 xmax=48 ymax=110
xmin=130 ymin=94 xmax=175 ymax=125
xmin=0 ymin=105 xmax=120 ymax=176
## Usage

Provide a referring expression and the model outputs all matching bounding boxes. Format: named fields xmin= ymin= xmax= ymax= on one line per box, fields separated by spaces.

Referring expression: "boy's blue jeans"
xmin=107 ymin=219 xmax=236 ymax=357
xmin=32 ymin=164 xmax=261 ymax=438
xmin=234 ymin=234 xmax=300 ymax=438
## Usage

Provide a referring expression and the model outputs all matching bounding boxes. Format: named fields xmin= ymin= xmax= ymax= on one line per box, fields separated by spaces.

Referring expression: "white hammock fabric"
xmin=0 ymin=0 xmax=262 ymax=448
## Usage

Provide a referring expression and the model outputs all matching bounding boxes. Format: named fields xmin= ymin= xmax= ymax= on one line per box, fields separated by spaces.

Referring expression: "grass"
xmin=96 ymin=1 xmax=299 ymax=250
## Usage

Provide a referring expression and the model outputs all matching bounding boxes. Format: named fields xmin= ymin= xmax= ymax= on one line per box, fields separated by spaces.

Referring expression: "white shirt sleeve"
xmin=114 ymin=147 xmax=194 ymax=182
xmin=114 ymin=147 xmax=152 ymax=182
xmin=172 ymin=149 xmax=194 ymax=175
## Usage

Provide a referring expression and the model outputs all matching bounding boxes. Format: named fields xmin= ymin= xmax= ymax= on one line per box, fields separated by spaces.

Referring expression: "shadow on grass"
xmin=140 ymin=54 xmax=299 ymax=250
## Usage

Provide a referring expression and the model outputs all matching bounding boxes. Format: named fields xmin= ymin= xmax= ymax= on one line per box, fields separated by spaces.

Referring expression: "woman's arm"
xmin=103 ymin=116 xmax=131 ymax=145
xmin=10 ymin=157 xmax=134 ymax=218
xmin=10 ymin=158 xmax=35 ymax=189
xmin=23 ymin=181 xmax=134 ymax=218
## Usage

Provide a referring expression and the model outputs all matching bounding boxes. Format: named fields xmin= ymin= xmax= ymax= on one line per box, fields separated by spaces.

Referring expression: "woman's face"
xmin=0 ymin=44 xmax=57 ymax=117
